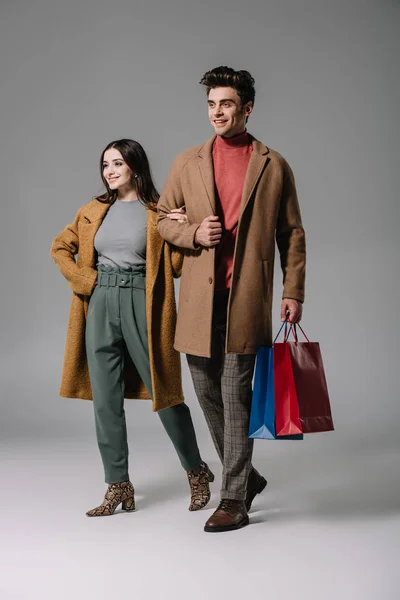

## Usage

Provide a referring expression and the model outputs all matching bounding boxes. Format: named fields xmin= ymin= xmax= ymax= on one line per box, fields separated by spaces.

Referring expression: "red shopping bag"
xmin=273 ymin=340 xmax=303 ymax=436
xmin=274 ymin=322 xmax=334 ymax=435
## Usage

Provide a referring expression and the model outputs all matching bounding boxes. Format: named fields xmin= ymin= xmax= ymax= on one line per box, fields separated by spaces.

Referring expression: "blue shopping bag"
xmin=249 ymin=346 xmax=276 ymax=439
xmin=249 ymin=322 xmax=304 ymax=440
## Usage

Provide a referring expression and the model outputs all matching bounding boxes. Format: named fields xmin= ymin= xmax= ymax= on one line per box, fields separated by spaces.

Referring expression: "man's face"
xmin=207 ymin=86 xmax=252 ymax=138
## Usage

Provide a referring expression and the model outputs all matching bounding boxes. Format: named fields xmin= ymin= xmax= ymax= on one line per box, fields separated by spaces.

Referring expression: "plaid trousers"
xmin=186 ymin=291 xmax=256 ymax=501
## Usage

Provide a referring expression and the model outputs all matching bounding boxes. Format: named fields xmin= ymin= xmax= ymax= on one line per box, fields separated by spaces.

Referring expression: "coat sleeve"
xmin=170 ymin=245 xmax=184 ymax=279
xmin=276 ymin=160 xmax=306 ymax=303
xmin=51 ymin=207 xmax=98 ymax=296
xmin=157 ymin=156 xmax=201 ymax=249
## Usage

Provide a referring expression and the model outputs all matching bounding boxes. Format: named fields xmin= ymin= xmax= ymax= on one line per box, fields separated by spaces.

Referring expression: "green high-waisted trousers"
xmin=85 ymin=265 xmax=202 ymax=484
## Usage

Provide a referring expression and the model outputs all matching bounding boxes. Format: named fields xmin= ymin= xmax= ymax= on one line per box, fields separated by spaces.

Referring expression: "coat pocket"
xmin=262 ymin=260 xmax=269 ymax=303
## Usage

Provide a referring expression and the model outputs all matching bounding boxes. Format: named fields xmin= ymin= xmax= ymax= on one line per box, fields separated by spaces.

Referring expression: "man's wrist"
xmin=193 ymin=227 xmax=201 ymax=248
xmin=282 ymin=296 xmax=304 ymax=304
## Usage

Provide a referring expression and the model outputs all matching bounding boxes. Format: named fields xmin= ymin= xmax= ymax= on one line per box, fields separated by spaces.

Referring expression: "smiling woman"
xmin=102 ymin=151 xmax=135 ymax=198
xmin=51 ymin=138 xmax=214 ymax=518
xmin=98 ymin=139 xmax=159 ymax=207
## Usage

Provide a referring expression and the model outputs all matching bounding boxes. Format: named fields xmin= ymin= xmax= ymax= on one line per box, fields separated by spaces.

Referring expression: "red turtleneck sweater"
xmin=212 ymin=131 xmax=253 ymax=291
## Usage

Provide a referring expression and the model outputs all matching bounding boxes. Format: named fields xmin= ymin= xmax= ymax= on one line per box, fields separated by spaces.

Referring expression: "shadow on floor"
xmin=253 ymin=452 xmax=400 ymax=522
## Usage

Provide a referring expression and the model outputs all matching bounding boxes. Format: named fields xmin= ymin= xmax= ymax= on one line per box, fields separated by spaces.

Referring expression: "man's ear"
xmin=244 ymin=101 xmax=253 ymax=117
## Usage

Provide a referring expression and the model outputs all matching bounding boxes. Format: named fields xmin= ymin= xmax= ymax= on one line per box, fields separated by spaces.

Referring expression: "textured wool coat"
xmin=157 ymin=134 xmax=306 ymax=358
xmin=51 ymin=199 xmax=184 ymax=411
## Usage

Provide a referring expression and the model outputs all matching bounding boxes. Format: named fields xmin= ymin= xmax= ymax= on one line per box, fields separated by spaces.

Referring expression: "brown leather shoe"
xmin=245 ymin=469 xmax=267 ymax=512
xmin=204 ymin=499 xmax=249 ymax=533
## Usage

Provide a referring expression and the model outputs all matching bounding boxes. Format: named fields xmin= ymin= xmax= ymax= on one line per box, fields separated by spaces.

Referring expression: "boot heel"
xmin=122 ymin=497 xmax=135 ymax=511
xmin=204 ymin=463 xmax=215 ymax=482
xmin=256 ymin=477 xmax=267 ymax=494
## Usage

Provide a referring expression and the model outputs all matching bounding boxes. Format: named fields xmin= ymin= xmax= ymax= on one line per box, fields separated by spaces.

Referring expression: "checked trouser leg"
xmin=186 ymin=292 xmax=256 ymax=501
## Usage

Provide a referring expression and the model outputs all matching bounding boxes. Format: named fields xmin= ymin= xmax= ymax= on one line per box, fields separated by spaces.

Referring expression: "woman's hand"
xmin=166 ymin=207 xmax=188 ymax=223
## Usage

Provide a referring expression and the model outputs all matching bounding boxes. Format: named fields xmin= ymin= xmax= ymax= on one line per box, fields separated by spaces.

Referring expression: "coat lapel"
xmin=81 ymin=198 xmax=111 ymax=224
xmin=79 ymin=199 xmax=112 ymax=267
xmin=196 ymin=135 xmax=269 ymax=217
xmin=197 ymin=136 xmax=217 ymax=214
xmin=240 ymin=138 xmax=270 ymax=217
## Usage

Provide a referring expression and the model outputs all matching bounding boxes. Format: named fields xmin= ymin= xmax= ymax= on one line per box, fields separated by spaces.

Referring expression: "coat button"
xmin=208 ymin=277 xmax=213 ymax=284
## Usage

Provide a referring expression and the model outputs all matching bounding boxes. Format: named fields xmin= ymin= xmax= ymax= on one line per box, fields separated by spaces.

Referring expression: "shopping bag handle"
xmin=294 ymin=322 xmax=310 ymax=343
xmin=274 ymin=318 xmax=311 ymax=344
xmin=285 ymin=323 xmax=311 ymax=344
xmin=273 ymin=318 xmax=289 ymax=343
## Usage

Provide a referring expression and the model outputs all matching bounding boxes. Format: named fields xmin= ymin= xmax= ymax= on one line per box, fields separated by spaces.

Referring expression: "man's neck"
xmin=222 ymin=128 xmax=247 ymax=140
xmin=216 ymin=130 xmax=249 ymax=148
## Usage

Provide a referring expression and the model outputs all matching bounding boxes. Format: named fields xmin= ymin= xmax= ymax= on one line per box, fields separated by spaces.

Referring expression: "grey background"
xmin=0 ymin=1 xmax=399 ymax=599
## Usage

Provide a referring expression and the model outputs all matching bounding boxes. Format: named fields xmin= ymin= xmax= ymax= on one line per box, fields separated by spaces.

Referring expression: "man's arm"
xmin=157 ymin=156 xmax=201 ymax=249
xmin=276 ymin=159 xmax=306 ymax=320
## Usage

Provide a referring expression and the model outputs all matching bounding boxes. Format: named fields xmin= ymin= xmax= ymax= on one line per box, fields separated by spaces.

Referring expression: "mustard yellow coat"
xmin=51 ymin=199 xmax=184 ymax=411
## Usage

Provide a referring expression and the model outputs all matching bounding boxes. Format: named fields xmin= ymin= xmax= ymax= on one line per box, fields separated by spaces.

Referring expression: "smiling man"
xmin=157 ymin=66 xmax=306 ymax=533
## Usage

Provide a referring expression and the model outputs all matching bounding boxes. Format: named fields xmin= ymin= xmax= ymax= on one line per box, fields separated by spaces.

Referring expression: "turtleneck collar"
xmin=214 ymin=130 xmax=250 ymax=149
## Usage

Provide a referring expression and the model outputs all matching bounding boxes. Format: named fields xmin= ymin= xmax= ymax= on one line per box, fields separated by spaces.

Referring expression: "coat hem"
xmin=152 ymin=395 xmax=185 ymax=412
xmin=59 ymin=391 xmax=152 ymax=401
xmin=226 ymin=347 xmax=258 ymax=355
xmin=175 ymin=343 xmax=259 ymax=357
xmin=174 ymin=343 xmax=211 ymax=358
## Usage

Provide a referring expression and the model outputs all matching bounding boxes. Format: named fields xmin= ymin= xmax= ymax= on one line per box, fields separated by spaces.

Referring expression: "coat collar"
xmin=196 ymin=134 xmax=270 ymax=216
xmin=80 ymin=198 xmax=111 ymax=223
xmin=81 ymin=198 xmax=159 ymax=223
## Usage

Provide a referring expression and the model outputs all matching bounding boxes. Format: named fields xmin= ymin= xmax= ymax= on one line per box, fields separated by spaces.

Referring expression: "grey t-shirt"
xmin=94 ymin=199 xmax=147 ymax=269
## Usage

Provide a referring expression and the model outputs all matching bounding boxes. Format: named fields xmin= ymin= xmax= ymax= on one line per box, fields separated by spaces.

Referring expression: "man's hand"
xmin=280 ymin=298 xmax=303 ymax=323
xmin=194 ymin=216 xmax=222 ymax=247
xmin=167 ymin=207 xmax=188 ymax=223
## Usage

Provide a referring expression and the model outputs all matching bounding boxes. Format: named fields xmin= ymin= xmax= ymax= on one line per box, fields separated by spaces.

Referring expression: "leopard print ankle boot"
xmin=187 ymin=462 xmax=215 ymax=511
xmin=86 ymin=481 xmax=135 ymax=517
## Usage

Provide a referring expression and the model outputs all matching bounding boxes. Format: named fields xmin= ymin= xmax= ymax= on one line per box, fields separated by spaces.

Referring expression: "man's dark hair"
xmin=199 ymin=66 xmax=256 ymax=107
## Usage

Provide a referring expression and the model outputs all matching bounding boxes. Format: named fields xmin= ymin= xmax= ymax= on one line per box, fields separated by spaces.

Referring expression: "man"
xmin=157 ymin=66 xmax=306 ymax=533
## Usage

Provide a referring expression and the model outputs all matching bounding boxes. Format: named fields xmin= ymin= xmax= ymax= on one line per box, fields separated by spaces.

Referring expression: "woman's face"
xmin=102 ymin=148 xmax=134 ymax=192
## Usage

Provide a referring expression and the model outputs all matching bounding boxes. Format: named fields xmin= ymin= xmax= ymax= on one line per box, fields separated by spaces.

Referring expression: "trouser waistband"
xmin=96 ymin=266 xmax=146 ymax=289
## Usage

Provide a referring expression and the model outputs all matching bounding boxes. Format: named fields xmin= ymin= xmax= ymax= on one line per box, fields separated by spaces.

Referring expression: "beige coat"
xmin=157 ymin=134 xmax=306 ymax=358
xmin=51 ymin=199 xmax=184 ymax=411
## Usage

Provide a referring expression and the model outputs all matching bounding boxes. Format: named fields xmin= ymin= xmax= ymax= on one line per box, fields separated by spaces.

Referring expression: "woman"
xmin=51 ymin=139 xmax=214 ymax=517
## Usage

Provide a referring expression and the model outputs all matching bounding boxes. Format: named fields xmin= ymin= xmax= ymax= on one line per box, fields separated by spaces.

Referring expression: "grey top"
xmin=94 ymin=199 xmax=147 ymax=269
